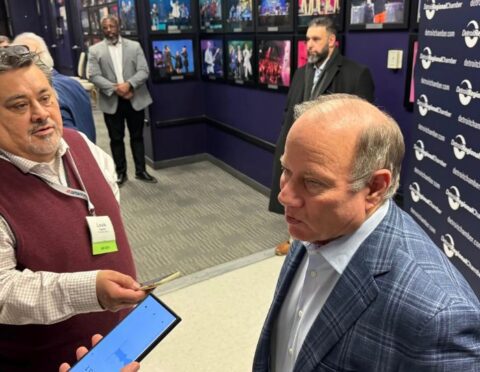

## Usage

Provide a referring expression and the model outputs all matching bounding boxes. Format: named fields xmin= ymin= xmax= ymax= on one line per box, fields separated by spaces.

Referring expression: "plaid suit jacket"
xmin=253 ymin=202 xmax=480 ymax=371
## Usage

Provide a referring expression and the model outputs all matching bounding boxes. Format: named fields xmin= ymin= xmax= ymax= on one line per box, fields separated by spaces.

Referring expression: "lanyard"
xmin=30 ymin=150 xmax=97 ymax=216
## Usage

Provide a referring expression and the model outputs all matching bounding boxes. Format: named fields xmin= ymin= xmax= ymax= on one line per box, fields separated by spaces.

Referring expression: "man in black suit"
xmin=269 ymin=16 xmax=375 ymax=254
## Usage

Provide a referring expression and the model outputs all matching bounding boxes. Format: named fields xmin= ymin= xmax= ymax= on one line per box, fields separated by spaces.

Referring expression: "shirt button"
xmin=298 ymin=310 xmax=303 ymax=318
xmin=288 ymin=347 xmax=294 ymax=356
xmin=310 ymin=270 xmax=317 ymax=277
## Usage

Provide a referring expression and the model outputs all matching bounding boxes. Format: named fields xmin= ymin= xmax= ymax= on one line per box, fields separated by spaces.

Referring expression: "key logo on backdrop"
xmin=463 ymin=20 xmax=480 ymax=48
xmin=451 ymin=134 xmax=480 ymax=160
xmin=420 ymin=47 xmax=433 ymax=69
xmin=446 ymin=185 xmax=461 ymax=210
xmin=410 ymin=182 xmax=421 ymax=202
xmin=418 ymin=95 xmax=429 ymax=116
xmin=424 ymin=0 xmax=436 ymax=20
xmin=452 ymin=134 xmax=467 ymax=159
xmin=441 ymin=233 xmax=455 ymax=258
xmin=414 ymin=140 xmax=425 ymax=160
xmin=456 ymin=79 xmax=480 ymax=106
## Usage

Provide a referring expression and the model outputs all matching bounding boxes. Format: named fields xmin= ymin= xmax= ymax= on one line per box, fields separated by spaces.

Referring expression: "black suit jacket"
xmin=268 ymin=48 xmax=375 ymax=213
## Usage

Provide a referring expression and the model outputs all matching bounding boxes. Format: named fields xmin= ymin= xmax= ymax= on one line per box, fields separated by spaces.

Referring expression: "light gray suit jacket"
xmin=88 ymin=38 xmax=153 ymax=114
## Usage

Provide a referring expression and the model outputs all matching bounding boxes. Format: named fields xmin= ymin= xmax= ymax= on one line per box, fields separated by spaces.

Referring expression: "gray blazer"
xmin=88 ymin=38 xmax=153 ymax=114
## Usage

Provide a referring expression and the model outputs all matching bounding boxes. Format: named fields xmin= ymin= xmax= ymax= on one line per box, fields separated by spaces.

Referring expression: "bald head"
xmin=288 ymin=94 xmax=405 ymax=200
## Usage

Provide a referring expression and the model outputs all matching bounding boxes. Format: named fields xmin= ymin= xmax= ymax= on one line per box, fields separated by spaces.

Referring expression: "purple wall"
xmin=345 ymin=32 xmax=415 ymax=195
xmin=150 ymin=32 xmax=415 ymax=192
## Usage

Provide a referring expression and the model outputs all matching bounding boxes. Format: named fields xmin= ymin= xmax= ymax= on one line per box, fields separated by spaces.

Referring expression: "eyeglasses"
xmin=0 ymin=45 xmax=35 ymax=65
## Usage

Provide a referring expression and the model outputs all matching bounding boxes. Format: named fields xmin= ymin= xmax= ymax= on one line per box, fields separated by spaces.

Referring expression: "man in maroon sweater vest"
xmin=0 ymin=45 xmax=148 ymax=370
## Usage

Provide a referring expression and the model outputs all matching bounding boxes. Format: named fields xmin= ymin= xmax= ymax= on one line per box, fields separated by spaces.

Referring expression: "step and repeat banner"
xmin=404 ymin=0 xmax=480 ymax=296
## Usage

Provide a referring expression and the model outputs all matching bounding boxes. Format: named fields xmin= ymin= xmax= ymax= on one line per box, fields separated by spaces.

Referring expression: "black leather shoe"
xmin=116 ymin=172 xmax=128 ymax=186
xmin=135 ymin=171 xmax=157 ymax=183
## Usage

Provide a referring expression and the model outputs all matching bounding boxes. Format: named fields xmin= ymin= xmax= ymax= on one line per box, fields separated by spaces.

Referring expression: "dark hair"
xmin=0 ymin=45 xmax=52 ymax=85
xmin=307 ymin=17 xmax=337 ymax=36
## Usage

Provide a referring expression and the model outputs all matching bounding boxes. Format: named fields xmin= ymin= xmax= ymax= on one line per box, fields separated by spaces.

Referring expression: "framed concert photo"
xmin=118 ymin=0 xmax=138 ymax=35
xmin=347 ymin=0 xmax=409 ymax=31
xmin=99 ymin=4 xmax=119 ymax=21
xmin=297 ymin=0 xmax=344 ymax=31
xmin=88 ymin=8 xmax=101 ymax=34
xmin=295 ymin=33 xmax=344 ymax=69
xmin=81 ymin=9 xmax=90 ymax=35
xmin=225 ymin=36 xmax=255 ymax=86
xmin=403 ymin=34 xmax=418 ymax=112
xmin=150 ymin=36 xmax=197 ymax=82
xmin=257 ymin=35 xmax=292 ymax=92
xmin=256 ymin=0 xmax=293 ymax=32
xmin=200 ymin=37 xmax=225 ymax=81
xmin=224 ymin=0 xmax=254 ymax=33
xmin=147 ymin=0 xmax=194 ymax=33
xmin=199 ymin=0 xmax=224 ymax=32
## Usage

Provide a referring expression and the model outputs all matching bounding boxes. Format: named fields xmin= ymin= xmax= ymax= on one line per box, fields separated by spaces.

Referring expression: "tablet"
xmin=69 ymin=294 xmax=181 ymax=371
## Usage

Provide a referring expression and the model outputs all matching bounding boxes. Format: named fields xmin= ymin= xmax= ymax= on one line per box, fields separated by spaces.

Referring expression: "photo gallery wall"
xmin=80 ymin=0 xmax=417 ymax=91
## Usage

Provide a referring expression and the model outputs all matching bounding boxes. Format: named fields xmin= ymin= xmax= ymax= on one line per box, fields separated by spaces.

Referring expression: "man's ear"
xmin=328 ymin=34 xmax=336 ymax=49
xmin=365 ymin=169 xmax=392 ymax=210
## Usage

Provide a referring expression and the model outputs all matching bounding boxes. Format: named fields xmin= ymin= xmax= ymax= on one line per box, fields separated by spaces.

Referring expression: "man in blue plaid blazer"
xmin=253 ymin=94 xmax=480 ymax=371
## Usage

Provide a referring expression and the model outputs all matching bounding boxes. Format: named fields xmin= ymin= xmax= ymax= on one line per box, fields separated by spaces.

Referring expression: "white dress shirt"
xmin=311 ymin=56 xmax=329 ymax=96
xmin=272 ymin=201 xmax=390 ymax=372
xmin=0 ymin=133 xmax=119 ymax=325
xmin=107 ymin=36 xmax=124 ymax=83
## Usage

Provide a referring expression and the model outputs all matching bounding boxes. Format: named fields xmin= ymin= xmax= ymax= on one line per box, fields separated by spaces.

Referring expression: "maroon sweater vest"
xmin=0 ymin=129 xmax=136 ymax=371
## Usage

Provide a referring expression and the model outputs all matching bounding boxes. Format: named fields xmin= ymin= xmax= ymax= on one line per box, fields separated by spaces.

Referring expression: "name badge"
xmin=86 ymin=216 xmax=118 ymax=255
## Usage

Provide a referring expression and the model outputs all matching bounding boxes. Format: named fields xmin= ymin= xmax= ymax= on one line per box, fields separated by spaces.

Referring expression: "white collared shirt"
xmin=311 ymin=56 xmax=330 ymax=95
xmin=0 ymin=133 xmax=119 ymax=325
xmin=272 ymin=200 xmax=390 ymax=372
xmin=107 ymin=36 xmax=124 ymax=83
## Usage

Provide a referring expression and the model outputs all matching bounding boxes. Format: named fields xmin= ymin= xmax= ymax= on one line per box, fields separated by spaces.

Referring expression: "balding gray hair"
xmin=294 ymin=94 xmax=405 ymax=201
xmin=13 ymin=32 xmax=55 ymax=70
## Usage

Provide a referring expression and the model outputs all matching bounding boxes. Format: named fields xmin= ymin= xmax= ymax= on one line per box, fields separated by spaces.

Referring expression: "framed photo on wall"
xmin=225 ymin=36 xmax=255 ymax=86
xmin=199 ymin=0 xmax=224 ymax=32
xmin=150 ymin=36 xmax=197 ymax=82
xmin=118 ymin=0 xmax=138 ymax=35
xmin=297 ymin=0 xmax=344 ymax=31
xmin=256 ymin=0 xmax=293 ymax=32
xmin=88 ymin=8 xmax=101 ymax=34
xmin=81 ymin=9 xmax=90 ymax=35
xmin=295 ymin=33 xmax=344 ymax=69
xmin=147 ymin=0 xmax=194 ymax=33
xmin=347 ymin=0 xmax=409 ymax=30
xmin=257 ymin=35 xmax=292 ymax=91
xmin=224 ymin=0 xmax=254 ymax=32
xmin=404 ymin=34 xmax=418 ymax=111
xmin=200 ymin=37 xmax=225 ymax=80
xmin=99 ymin=4 xmax=119 ymax=21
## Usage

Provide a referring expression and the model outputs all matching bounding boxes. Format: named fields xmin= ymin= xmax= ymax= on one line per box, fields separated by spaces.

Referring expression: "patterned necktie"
xmin=311 ymin=67 xmax=323 ymax=97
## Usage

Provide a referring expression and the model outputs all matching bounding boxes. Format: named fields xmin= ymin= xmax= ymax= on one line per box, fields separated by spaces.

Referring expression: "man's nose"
xmin=278 ymin=178 xmax=303 ymax=208
xmin=31 ymin=101 xmax=50 ymax=123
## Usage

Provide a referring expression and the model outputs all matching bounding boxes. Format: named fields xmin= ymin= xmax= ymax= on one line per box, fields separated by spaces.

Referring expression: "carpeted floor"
xmin=92 ymin=108 xmax=288 ymax=282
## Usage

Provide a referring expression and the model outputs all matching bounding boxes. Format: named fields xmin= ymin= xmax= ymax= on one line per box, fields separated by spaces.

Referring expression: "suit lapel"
xmin=294 ymin=253 xmax=379 ymax=372
xmin=303 ymin=64 xmax=315 ymax=101
xmin=310 ymin=49 xmax=342 ymax=99
xmin=102 ymin=40 xmax=117 ymax=78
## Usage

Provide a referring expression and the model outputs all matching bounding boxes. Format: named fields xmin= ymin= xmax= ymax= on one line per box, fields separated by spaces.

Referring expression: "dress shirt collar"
xmin=312 ymin=55 xmax=329 ymax=73
xmin=303 ymin=200 xmax=390 ymax=275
